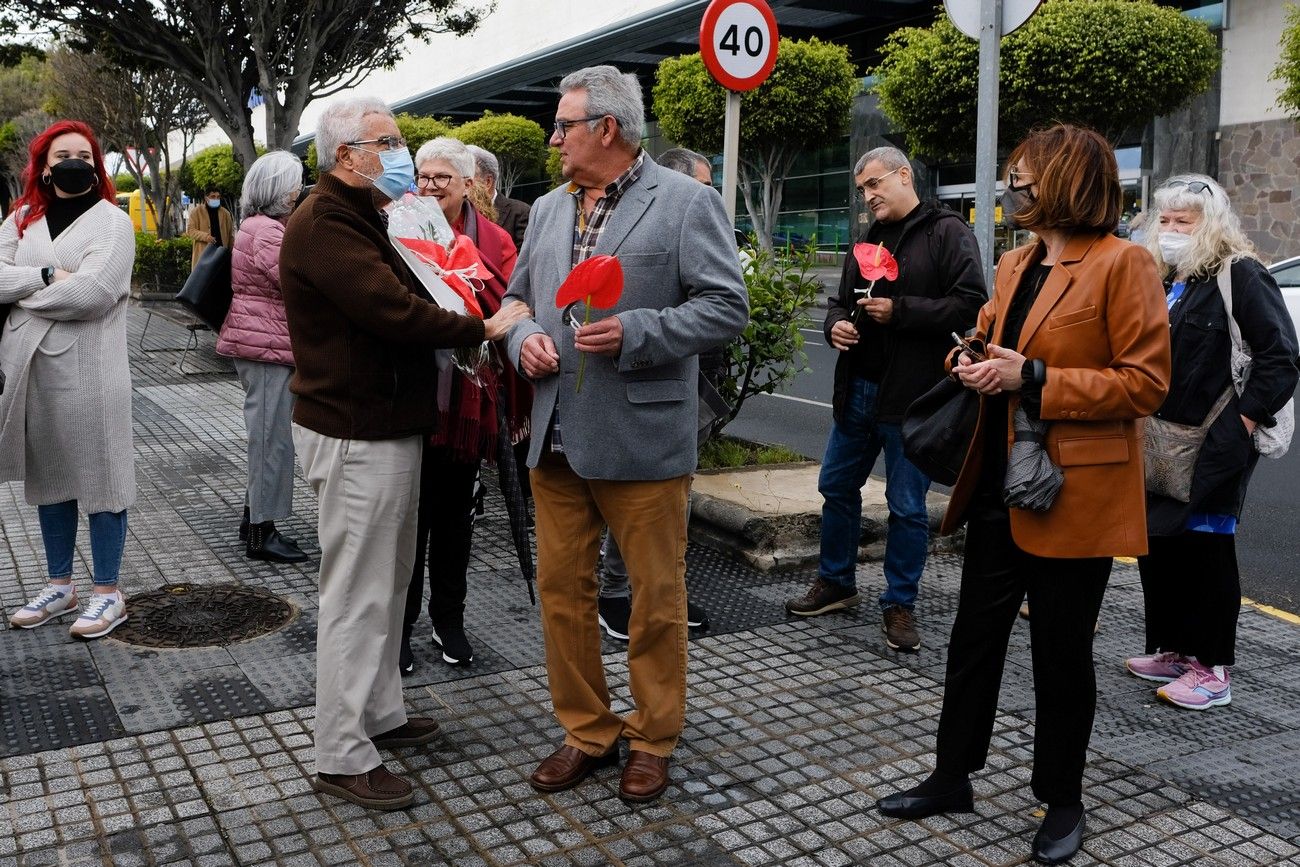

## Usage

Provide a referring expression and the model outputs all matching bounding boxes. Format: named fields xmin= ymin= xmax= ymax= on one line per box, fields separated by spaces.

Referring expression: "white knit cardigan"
xmin=0 ymin=199 xmax=137 ymax=514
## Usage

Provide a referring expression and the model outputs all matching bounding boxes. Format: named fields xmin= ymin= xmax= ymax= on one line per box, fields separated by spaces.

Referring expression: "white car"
xmin=1266 ymin=255 xmax=1300 ymax=338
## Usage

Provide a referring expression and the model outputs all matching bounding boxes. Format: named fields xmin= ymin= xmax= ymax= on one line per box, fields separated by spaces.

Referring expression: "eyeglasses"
xmin=416 ymin=173 xmax=458 ymax=190
xmin=855 ymin=167 xmax=900 ymax=196
xmin=346 ymin=135 xmax=407 ymax=151
xmin=1008 ymin=167 xmax=1035 ymax=189
xmin=552 ymin=115 xmax=608 ymax=142
xmin=1165 ymin=180 xmax=1211 ymax=195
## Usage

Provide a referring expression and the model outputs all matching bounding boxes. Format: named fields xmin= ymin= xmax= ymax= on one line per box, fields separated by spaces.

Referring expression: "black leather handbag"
xmin=902 ymin=375 xmax=980 ymax=486
xmin=175 ymin=243 xmax=233 ymax=331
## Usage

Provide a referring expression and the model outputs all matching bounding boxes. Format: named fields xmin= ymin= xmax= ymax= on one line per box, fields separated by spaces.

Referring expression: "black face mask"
xmin=49 ymin=159 xmax=97 ymax=196
xmin=1000 ymin=183 xmax=1036 ymax=229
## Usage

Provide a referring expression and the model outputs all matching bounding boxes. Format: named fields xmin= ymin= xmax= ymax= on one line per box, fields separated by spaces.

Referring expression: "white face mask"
xmin=1158 ymin=231 xmax=1193 ymax=266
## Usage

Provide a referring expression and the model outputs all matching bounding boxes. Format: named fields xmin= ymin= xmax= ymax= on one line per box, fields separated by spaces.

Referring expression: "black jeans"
xmin=935 ymin=494 xmax=1111 ymax=806
xmin=1138 ymin=531 xmax=1239 ymax=667
xmin=403 ymin=444 xmax=480 ymax=631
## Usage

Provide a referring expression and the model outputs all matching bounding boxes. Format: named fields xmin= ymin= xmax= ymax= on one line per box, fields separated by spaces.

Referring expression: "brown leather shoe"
xmin=529 ymin=744 xmax=619 ymax=793
xmin=619 ymin=749 xmax=669 ymax=803
xmin=313 ymin=764 xmax=413 ymax=810
xmin=372 ymin=717 xmax=440 ymax=749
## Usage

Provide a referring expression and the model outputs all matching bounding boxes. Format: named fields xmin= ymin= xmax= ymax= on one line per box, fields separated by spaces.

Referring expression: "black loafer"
xmin=877 ymin=779 xmax=975 ymax=819
xmin=1032 ymin=810 xmax=1085 ymax=864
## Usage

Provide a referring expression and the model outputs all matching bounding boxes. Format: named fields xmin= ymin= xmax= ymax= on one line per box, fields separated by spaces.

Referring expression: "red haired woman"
xmin=0 ymin=120 xmax=137 ymax=639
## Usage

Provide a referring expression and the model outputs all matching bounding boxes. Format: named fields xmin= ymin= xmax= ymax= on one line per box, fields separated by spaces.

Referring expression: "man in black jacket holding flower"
xmin=785 ymin=145 xmax=985 ymax=652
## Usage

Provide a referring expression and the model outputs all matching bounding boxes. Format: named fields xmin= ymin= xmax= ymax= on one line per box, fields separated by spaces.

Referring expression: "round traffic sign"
xmin=943 ymin=0 xmax=1043 ymax=39
xmin=699 ymin=0 xmax=779 ymax=92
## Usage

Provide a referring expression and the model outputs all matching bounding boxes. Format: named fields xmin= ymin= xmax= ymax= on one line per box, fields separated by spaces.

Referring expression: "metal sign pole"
xmin=721 ymin=90 xmax=742 ymax=225
xmin=973 ymin=0 xmax=1003 ymax=291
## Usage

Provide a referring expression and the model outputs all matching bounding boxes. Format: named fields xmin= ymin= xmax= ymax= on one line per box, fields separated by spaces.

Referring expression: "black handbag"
xmin=175 ymin=243 xmax=233 ymax=331
xmin=0 ymin=302 xmax=9 ymax=394
xmin=902 ymin=374 xmax=981 ymax=486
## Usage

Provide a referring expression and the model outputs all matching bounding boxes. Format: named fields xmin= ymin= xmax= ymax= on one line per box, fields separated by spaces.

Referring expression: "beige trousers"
xmin=532 ymin=453 xmax=690 ymax=758
xmin=293 ymin=425 xmax=422 ymax=775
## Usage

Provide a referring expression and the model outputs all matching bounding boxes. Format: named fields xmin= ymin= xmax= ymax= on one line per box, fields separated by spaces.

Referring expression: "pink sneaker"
xmin=1125 ymin=651 xmax=1192 ymax=683
xmin=1157 ymin=662 xmax=1231 ymax=710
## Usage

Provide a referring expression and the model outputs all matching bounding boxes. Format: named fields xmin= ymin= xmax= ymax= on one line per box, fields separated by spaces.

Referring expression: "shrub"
xmin=697 ymin=436 xmax=804 ymax=470
xmin=132 ymin=231 xmax=192 ymax=292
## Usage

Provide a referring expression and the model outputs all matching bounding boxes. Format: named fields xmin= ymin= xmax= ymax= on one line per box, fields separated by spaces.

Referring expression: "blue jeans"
xmin=37 ymin=501 xmax=128 ymax=586
xmin=818 ymin=377 xmax=931 ymax=610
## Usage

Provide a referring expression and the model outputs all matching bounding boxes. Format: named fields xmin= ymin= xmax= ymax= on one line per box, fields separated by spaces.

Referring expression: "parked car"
xmin=1266 ymin=255 xmax=1300 ymax=340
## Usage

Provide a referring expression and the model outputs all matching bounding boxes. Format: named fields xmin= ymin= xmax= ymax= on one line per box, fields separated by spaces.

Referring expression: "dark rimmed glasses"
xmin=553 ymin=115 xmax=608 ymax=142
xmin=416 ymin=173 xmax=458 ymax=190
xmin=1008 ymin=167 xmax=1035 ymax=190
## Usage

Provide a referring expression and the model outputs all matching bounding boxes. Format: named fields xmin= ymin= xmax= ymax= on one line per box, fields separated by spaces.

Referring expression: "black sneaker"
xmin=431 ymin=624 xmax=474 ymax=666
xmin=398 ymin=636 xmax=414 ymax=676
xmin=687 ymin=601 xmax=710 ymax=630
xmin=785 ymin=578 xmax=860 ymax=617
xmin=882 ymin=605 xmax=921 ymax=651
xmin=598 ymin=595 xmax=631 ymax=641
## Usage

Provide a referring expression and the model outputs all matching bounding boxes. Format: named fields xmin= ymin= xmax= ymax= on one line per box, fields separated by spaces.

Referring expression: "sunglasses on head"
xmin=1165 ymin=180 xmax=1211 ymax=195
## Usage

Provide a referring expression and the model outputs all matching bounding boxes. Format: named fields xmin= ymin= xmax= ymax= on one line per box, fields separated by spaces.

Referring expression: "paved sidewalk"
xmin=1 ymin=305 xmax=1298 ymax=866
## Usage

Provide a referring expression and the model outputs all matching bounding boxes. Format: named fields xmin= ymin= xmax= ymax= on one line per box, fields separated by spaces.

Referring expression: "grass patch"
xmin=698 ymin=436 xmax=806 ymax=470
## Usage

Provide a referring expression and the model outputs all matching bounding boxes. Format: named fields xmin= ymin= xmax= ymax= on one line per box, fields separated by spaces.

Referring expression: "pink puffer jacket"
xmin=216 ymin=213 xmax=294 ymax=367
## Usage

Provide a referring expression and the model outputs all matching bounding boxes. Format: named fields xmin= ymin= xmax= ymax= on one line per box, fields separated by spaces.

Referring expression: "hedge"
xmin=132 ymin=232 xmax=193 ymax=293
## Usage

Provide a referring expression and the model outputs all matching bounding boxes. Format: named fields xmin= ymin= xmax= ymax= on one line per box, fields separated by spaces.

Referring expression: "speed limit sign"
xmin=699 ymin=0 xmax=779 ymax=92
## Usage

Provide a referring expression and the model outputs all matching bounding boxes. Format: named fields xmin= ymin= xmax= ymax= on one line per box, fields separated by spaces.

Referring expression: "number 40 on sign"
xmin=699 ymin=0 xmax=779 ymax=93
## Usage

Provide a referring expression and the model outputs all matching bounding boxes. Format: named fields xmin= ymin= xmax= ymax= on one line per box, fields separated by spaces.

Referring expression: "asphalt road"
xmin=725 ymin=311 xmax=1300 ymax=614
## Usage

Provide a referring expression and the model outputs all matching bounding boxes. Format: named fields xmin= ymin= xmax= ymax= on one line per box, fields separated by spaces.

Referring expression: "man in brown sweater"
xmin=280 ymin=96 xmax=528 ymax=811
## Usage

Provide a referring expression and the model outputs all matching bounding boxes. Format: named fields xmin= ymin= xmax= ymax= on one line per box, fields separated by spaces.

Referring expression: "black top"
xmin=207 ymin=205 xmax=223 ymax=246
xmin=851 ymin=204 xmax=916 ymax=382
xmin=45 ymin=192 xmax=99 ymax=240
xmin=978 ymin=262 xmax=1052 ymax=495
xmin=826 ymin=199 xmax=986 ymax=424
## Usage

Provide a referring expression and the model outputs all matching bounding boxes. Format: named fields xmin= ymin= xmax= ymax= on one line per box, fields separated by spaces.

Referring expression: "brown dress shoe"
xmin=313 ymin=763 xmax=413 ymax=810
xmin=372 ymin=717 xmax=440 ymax=748
xmin=619 ymin=750 xmax=669 ymax=803
xmin=529 ymin=744 xmax=619 ymax=793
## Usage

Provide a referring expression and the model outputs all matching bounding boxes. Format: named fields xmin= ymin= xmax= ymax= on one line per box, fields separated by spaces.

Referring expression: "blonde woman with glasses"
xmin=1127 ymin=174 xmax=1298 ymax=710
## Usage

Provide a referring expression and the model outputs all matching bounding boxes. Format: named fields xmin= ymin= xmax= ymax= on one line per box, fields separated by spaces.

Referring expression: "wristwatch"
xmin=40 ymin=265 xmax=55 ymax=286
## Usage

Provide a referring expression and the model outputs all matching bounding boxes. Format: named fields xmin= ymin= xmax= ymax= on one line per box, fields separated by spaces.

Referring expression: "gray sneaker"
xmin=785 ymin=578 xmax=860 ymax=617
xmin=882 ymin=605 xmax=921 ymax=651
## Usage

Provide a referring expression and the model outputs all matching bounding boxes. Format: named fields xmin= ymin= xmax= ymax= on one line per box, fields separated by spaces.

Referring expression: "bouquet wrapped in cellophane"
xmin=383 ymin=193 xmax=492 ymax=385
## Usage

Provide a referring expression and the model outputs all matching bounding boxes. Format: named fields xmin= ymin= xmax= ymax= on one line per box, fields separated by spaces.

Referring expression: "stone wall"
xmin=1219 ymin=117 xmax=1300 ymax=263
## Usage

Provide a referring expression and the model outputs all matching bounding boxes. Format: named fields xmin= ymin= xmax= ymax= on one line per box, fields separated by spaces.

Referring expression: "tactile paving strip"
xmin=0 ymin=687 xmax=125 ymax=758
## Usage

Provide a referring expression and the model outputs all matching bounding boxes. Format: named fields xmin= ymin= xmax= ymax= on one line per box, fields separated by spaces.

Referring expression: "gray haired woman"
xmin=215 ymin=150 xmax=309 ymax=562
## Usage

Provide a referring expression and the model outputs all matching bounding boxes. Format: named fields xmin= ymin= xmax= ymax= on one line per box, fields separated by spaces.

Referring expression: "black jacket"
xmin=827 ymin=200 xmax=986 ymax=423
xmin=1147 ymin=256 xmax=1299 ymax=534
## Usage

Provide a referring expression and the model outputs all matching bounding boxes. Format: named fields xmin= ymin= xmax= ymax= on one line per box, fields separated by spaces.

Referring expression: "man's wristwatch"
xmin=40 ymin=265 xmax=55 ymax=286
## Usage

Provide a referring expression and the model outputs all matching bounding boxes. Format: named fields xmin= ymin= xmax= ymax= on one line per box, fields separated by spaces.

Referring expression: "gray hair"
xmin=1146 ymin=173 xmax=1257 ymax=276
xmin=854 ymin=146 xmax=912 ymax=176
xmin=240 ymin=150 xmax=303 ymax=219
xmin=315 ymin=96 xmax=393 ymax=172
xmin=659 ymin=147 xmax=709 ymax=177
xmin=558 ymin=65 xmax=644 ymax=149
xmin=414 ymin=137 xmax=474 ymax=178
xmin=465 ymin=144 xmax=499 ymax=181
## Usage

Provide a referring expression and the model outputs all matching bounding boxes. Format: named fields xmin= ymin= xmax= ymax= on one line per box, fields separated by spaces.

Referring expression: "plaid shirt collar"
xmin=566 ymin=150 xmax=646 ymax=267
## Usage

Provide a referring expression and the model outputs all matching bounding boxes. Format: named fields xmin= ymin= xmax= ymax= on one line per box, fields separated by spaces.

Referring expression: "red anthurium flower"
xmin=853 ymin=242 xmax=899 ymax=282
xmin=555 ymin=255 xmax=624 ymax=309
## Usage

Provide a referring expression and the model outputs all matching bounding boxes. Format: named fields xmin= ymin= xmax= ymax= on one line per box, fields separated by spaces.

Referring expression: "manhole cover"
xmin=114 ymin=583 xmax=294 ymax=648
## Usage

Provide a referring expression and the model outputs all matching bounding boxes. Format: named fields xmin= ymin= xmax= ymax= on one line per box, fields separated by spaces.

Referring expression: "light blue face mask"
xmin=350 ymin=145 xmax=414 ymax=201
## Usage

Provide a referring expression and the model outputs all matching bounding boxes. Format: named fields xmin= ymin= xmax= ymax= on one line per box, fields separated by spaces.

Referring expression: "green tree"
xmin=653 ymin=37 xmax=857 ymax=251
xmin=874 ymin=0 xmax=1219 ymax=160
xmin=451 ymin=111 xmax=546 ymax=195
xmin=2 ymin=0 xmax=491 ymax=169
xmin=1272 ymin=3 xmax=1300 ymax=119
xmin=546 ymin=147 xmax=565 ymax=187
xmin=714 ymin=242 xmax=822 ymax=434
xmin=396 ymin=113 xmax=455 ymax=158
xmin=189 ymin=143 xmax=263 ymax=201
xmin=0 ymin=54 xmax=49 ymax=203
xmin=114 ymin=172 xmax=137 ymax=193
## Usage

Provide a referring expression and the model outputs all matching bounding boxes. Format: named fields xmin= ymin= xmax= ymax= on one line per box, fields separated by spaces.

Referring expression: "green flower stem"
xmin=575 ymin=300 xmax=591 ymax=392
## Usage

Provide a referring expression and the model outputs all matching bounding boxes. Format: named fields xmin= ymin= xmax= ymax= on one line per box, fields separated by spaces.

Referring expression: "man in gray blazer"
xmin=504 ymin=65 xmax=748 ymax=803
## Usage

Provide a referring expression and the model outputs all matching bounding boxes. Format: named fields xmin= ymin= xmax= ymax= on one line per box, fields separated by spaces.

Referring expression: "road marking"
xmin=804 ymin=341 xmax=824 ymax=347
xmin=798 ymin=327 xmax=822 ymax=334
xmin=1242 ymin=596 xmax=1300 ymax=625
xmin=758 ymin=392 xmax=832 ymax=408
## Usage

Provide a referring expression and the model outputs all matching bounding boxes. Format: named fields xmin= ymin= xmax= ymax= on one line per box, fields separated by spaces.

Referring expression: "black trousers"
xmin=403 ymin=444 xmax=480 ymax=631
xmin=935 ymin=496 xmax=1111 ymax=807
xmin=1138 ymin=531 xmax=1239 ymax=667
